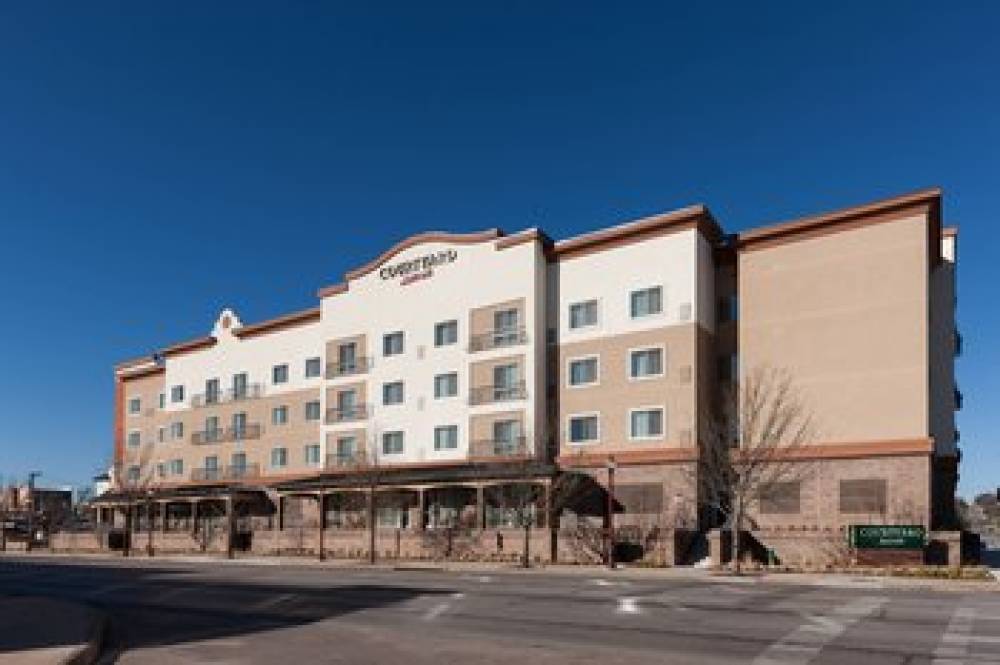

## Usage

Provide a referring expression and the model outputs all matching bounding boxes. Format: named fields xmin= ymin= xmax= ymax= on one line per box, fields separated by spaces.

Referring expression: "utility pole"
xmin=26 ymin=471 xmax=42 ymax=552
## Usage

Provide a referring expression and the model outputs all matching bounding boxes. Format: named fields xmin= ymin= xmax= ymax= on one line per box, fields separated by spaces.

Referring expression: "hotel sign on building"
xmin=379 ymin=249 xmax=458 ymax=286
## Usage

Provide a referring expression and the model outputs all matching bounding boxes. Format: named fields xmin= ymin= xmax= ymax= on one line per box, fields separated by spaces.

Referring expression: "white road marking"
xmin=933 ymin=607 xmax=975 ymax=664
xmin=251 ymin=592 xmax=296 ymax=610
xmin=423 ymin=602 xmax=451 ymax=621
xmin=752 ymin=595 xmax=887 ymax=665
xmin=616 ymin=597 xmax=640 ymax=615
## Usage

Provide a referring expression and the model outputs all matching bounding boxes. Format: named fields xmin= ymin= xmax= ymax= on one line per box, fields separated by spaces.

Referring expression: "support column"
xmin=476 ymin=485 xmax=486 ymax=530
xmin=190 ymin=500 xmax=199 ymax=536
xmin=417 ymin=489 xmax=426 ymax=530
xmin=160 ymin=501 xmax=168 ymax=533
xmin=317 ymin=492 xmax=326 ymax=562
xmin=225 ymin=494 xmax=234 ymax=560
xmin=273 ymin=494 xmax=283 ymax=555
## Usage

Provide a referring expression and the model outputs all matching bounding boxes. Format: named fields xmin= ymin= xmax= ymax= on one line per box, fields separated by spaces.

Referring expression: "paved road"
xmin=2 ymin=556 xmax=1000 ymax=664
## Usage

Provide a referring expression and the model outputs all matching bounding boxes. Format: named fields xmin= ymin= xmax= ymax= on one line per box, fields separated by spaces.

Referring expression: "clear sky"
xmin=0 ymin=2 xmax=996 ymax=496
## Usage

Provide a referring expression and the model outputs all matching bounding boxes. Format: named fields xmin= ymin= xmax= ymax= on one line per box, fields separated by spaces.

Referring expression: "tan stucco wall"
xmin=738 ymin=213 xmax=930 ymax=444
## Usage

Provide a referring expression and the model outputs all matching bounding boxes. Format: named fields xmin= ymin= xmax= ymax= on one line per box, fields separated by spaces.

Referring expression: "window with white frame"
xmin=305 ymin=357 xmax=322 ymax=378
xmin=629 ymin=407 xmax=664 ymax=439
xmin=157 ymin=426 xmax=166 ymax=443
xmin=205 ymin=378 xmax=220 ymax=404
xmin=383 ymin=331 xmax=404 ymax=356
xmin=170 ymin=384 xmax=185 ymax=403
xmin=434 ymin=372 xmax=458 ymax=398
xmin=382 ymin=431 xmax=404 ymax=455
xmin=336 ymin=436 xmax=356 ymax=460
xmin=204 ymin=455 xmax=219 ymax=474
xmin=169 ymin=459 xmax=183 ymax=476
xmin=434 ymin=320 xmax=458 ymax=347
xmin=568 ymin=356 xmax=599 ymax=386
xmin=231 ymin=452 xmax=247 ymax=471
xmin=569 ymin=299 xmax=598 ymax=329
xmin=270 ymin=447 xmax=288 ymax=469
xmin=304 ymin=400 xmax=321 ymax=421
xmin=127 ymin=397 xmax=141 ymax=415
xmin=127 ymin=430 xmax=141 ymax=447
xmin=272 ymin=364 xmax=289 ymax=385
xmin=568 ymin=415 xmax=599 ymax=444
xmin=382 ymin=381 xmax=404 ymax=405
xmin=272 ymin=405 xmax=288 ymax=426
xmin=158 ymin=392 xmax=165 ymax=409
xmin=629 ymin=347 xmax=664 ymax=379
xmin=434 ymin=425 xmax=458 ymax=450
xmin=170 ymin=421 xmax=184 ymax=439
xmin=304 ymin=443 xmax=321 ymax=466
xmin=232 ymin=373 xmax=249 ymax=398
xmin=127 ymin=465 xmax=141 ymax=482
xmin=630 ymin=286 xmax=663 ymax=318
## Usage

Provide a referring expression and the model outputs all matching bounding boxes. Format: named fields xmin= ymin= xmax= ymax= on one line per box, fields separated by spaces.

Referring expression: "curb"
xmin=64 ymin=609 xmax=107 ymax=665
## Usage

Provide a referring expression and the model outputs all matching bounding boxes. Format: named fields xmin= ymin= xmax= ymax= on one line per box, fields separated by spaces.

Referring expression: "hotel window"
xmin=839 ymin=479 xmax=887 ymax=514
xmin=382 ymin=431 xmax=404 ymax=455
xmin=204 ymin=455 xmax=219 ymax=479
xmin=630 ymin=286 xmax=663 ymax=318
xmin=304 ymin=443 xmax=321 ymax=467
xmin=493 ymin=420 xmax=520 ymax=452
xmin=272 ymin=364 xmax=289 ymax=385
xmin=759 ymin=482 xmax=801 ymax=515
xmin=170 ymin=421 xmax=184 ymax=439
xmin=493 ymin=307 xmax=520 ymax=347
xmin=272 ymin=405 xmax=289 ymax=426
xmin=158 ymin=393 xmax=165 ymax=409
xmin=493 ymin=363 xmax=519 ymax=399
xmin=568 ymin=415 xmax=599 ymax=444
xmin=305 ymin=357 xmax=322 ymax=379
xmin=170 ymin=384 xmax=185 ymax=403
xmin=336 ymin=436 xmax=357 ymax=461
xmin=630 ymin=347 xmax=664 ymax=379
xmin=156 ymin=463 xmax=166 ymax=479
xmin=569 ymin=299 xmax=598 ymax=329
xmin=270 ymin=447 xmax=288 ymax=469
xmin=382 ymin=381 xmax=404 ymax=405
xmin=232 ymin=412 xmax=247 ymax=438
xmin=127 ymin=397 xmax=141 ymax=415
xmin=232 ymin=373 xmax=249 ymax=399
xmin=231 ymin=452 xmax=247 ymax=472
xmin=336 ymin=390 xmax=357 ymax=416
xmin=127 ymin=430 xmax=141 ymax=447
xmin=434 ymin=425 xmax=458 ymax=451
xmin=338 ymin=343 xmax=358 ymax=372
xmin=127 ymin=466 xmax=140 ymax=482
xmin=169 ymin=459 xmax=183 ymax=476
xmin=205 ymin=378 xmax=220 ymax=404
xmin=383 ymin=331 xmax=404 ymax=356
xmin=304 ymin=400 xmax=321 ymax=421
xmin=434 ymin=372 xmax=458 ymax=398
xmin=157 ymin=426 xmax=166 ymax=443
xmin=629 ymin=408 xmax=664 ymax=440
xmin=568 ymin=357 xmax=598 ymax=386
xmin=205 ymin=416 xmax=220 ymax=441
xmin=435 ymin=320 xmax=458 ymax=347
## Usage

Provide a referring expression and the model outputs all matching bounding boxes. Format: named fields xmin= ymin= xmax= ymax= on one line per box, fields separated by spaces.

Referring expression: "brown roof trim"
xmin=317 ymin=282 xmax=348 ymax=298
xmin=233 ymin=306 xmax=320 ymax=339
xmin=119 ymin=365 xmax=165 ymax=381
xmin=737 ymin=188 xmax=942 ymax=256
xmin=114 ymin=354 xmax=157 ymax=371
xmin=556 ymin=447 xmax=698 ymax=468
xmin=550 ymin=205 xmax=721 ymax=262
xmin=495 ymin=228 xmax=553 ymax=251
xmin=161 ymin=335 xmax=216 ymax=358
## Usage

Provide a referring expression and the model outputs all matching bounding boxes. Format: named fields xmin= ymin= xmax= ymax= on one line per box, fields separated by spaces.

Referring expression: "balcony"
xmin=191 ymin=463 xmax=260 ymax=483
xmin=469 ymin=381 xmax=527 ymax=406
xmin=325 ymin=451 xmax=368 ymax=469
xmin=226 ymin=463 xmax=260 ymax=480
xmin=191 ymin=467 xmax=223 ymax=482
xmin=325 ymin=357 xmax=372 ymax=379
xmin=191 ymin=429 xmax=225 ymax=445
xmin=325 ymin=404 xmax=371 ymax=424
xmin=225 ymin=423 xmax=263 ymax=442
xmin=469 ymin=436 xmax=528 ymax=459
xmin=191 ymin=384 xmax=264 ymax=408
xmin=468 ymin=326 xmax=528 ymax=353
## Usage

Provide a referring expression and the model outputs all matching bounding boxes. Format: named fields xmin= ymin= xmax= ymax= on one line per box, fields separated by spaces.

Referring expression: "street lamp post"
xmin=606 ymin=456 xmax=617 ymax=570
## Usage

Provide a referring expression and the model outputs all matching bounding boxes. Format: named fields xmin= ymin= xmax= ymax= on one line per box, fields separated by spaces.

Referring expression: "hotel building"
xmin=100 ymin=187 xmax=960 ymax=565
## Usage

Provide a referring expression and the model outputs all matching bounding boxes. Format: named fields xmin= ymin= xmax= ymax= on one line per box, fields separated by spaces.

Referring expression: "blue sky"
xmin=0 ymin=2 xmax=996 ymax=496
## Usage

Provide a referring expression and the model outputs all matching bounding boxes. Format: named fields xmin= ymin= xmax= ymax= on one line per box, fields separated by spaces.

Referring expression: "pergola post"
xmin=190 ymin=499 xmax=199 ymax=536
xmin=160 ymin=501 xmax=169 ymax=533
xmin=476 ymin=485 xmax=486 ymax=530
xmin=317 ymin=492 xmax=326 ymax=562
xmin=225 ymin=494 xmax=235 ymax=560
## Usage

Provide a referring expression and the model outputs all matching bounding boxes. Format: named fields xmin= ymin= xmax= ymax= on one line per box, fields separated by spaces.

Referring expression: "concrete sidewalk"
xmin=0 ymin=596 xmax=106 ymax=665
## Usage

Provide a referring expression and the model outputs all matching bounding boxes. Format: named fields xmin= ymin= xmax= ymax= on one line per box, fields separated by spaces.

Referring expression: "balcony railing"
xmin=469 ymin=381 xmax=527 ymax=406
xmin=325 ymin=357 xmax=372 ymax=379
xmin=191 ymin=463 xmax=260 ymax=483
xmin=468 ymin=326 xmax=527 ymax=353
xmin=325 ymin=404 xmax=371 ymax=424
xmin=191 ymin=429 xmax=225 ymax=445
xmin=225 ymin=423 xmax=263 ymax=442
xmin=469 ymin=436 xmax=528 ymax=459
xmin=325 ymin=451 xmax=368 ymax=469
xmin=191 ymin=384 xmax=264 ymax=408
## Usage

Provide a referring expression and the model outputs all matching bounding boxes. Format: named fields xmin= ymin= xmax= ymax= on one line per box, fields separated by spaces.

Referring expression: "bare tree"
xmin=694 ymin=366 xmax=816 ymax=574
xmin=111 ymin=440 xmax=158 ymax=557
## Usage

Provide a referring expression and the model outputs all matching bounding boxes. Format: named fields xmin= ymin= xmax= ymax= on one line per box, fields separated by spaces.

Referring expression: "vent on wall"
xmin=678 ymin=302 xmax=692 ymax=321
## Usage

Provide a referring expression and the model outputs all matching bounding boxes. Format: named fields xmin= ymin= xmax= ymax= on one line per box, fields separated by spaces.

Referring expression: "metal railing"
xmin=325 ymin=357 xmax=372 ymax=379
xmin=469 ymin=436 xmax=528 ymax=458
xmin=469 ymin=381 xmax=527 ymax=406
xmin=191 ymin=467 xmax=223 ymax=482
xmin=468 ymin=326 xmax=528 ymax=352
xmin=191 ymin=429 xmax=225 ymax=445
xmin=325 ymin=452 xmax=368 ymax=469
xmin=191 ymin=463 xmax=260 ymax=483
xmin=191 ymin=384 xmax=264 ymax=408
xmin=325 ymin=404 xmax=371 ymax=424
xmin=224 ymin=423 xmax=263 ymax=442
xmin=225 ymin=463 xmax=260 ymax=480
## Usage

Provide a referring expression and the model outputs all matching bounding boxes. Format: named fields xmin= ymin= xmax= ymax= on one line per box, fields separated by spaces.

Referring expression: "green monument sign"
xmin=848 ymin=525 xmax=926 ymax=549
